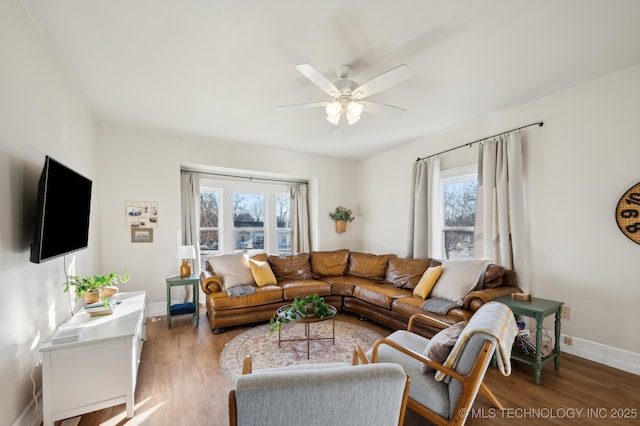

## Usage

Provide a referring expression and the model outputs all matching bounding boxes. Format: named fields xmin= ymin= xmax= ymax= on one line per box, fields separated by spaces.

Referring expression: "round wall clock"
xmin=615 ymin=181 xmax=640 ymax=245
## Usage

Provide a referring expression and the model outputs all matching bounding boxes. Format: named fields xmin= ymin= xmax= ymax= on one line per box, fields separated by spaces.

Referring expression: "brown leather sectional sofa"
xmin=200 ymin=249 xmax=520 ymax=336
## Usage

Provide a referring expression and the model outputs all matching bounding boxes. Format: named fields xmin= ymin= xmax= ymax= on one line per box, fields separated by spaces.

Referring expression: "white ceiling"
xmin=22 ymin=0 xmax=640 ymax=159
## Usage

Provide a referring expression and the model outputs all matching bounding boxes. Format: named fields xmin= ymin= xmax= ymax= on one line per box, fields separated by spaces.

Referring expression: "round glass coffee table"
xmin=275 ymin=304 xmax=337 ymax=359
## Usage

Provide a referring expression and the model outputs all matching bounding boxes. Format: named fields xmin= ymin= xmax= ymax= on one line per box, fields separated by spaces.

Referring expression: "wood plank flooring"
xmin=71 ymin=308 xmax=639 ymax=426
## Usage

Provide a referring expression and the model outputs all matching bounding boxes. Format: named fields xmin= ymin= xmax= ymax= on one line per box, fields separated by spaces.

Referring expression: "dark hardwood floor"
xmin=71 ymin=308 xmax=639 ymax=426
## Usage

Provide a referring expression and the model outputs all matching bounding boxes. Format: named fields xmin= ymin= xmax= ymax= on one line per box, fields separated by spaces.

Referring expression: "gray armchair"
xmin=364 ymin=301 xmax=517 ymax=426
xmin=229 ymin=355 xmax=410 ymax=426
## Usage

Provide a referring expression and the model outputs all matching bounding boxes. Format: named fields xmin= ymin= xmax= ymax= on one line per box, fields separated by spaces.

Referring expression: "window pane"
xmin=199 ymin=189 xmax=220 ymax=257
xmin=444 ymin=230 xmax=474 ymax=260
xmin=276 ymin=193 xmax=291 ymax=254
xmin=276 ymin=193 xmax=290 ymax=228
xmin=200 ymin=190 xmax=219 ymax=228
xmin=200 ymin=229 xmax=219 ymax=251
xmin=233 ymin=193 xmax=264 ymax=250
xmin=443 ymin=180 xmax=477 ymax=227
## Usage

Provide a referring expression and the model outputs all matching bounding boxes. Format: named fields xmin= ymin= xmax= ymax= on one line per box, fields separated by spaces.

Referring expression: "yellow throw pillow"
xmin=249 ymin=259 xmax=277 ymax=287
xmin=413 ymin=265 xmax=443 ymax=299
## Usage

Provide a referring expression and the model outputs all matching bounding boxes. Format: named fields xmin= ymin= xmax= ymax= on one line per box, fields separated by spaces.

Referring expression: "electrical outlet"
xmin=564 ymin=336 xmax=574 ymax=346
xmin=561 ymin=306 xmax=570 ymax=319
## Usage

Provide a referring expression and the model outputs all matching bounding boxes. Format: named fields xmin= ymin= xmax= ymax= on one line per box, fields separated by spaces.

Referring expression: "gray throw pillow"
xmin=420 ymin=321 xmax=466 ymax=374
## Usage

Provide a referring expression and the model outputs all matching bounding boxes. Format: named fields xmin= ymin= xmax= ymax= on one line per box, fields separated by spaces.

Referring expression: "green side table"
xmin=495 ymin=295 xmax=564 ymax=384
xmin=166 ymin=274 xmax=200 ymax=329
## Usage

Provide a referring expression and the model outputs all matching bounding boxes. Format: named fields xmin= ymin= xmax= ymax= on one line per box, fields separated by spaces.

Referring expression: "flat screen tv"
xmin=30 ymin=156 xmax=92 ymax=263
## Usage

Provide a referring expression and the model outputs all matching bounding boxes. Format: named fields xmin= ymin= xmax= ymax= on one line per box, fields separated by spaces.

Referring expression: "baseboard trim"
xmin=12 ymin=390 xmax=41 ymax=426
xmin=559 ymin=333 xmax=640 ymax=376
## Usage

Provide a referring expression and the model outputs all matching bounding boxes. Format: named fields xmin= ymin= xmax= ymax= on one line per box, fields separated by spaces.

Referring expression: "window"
xmin=440 ymin=166 xmax=477 ymax=260
xmin=276 ymin=192 xmax=291 ymax=255
xmin=233 ymin=192 xmax=265 ymax=250
xmin=198 ymin=177 xmax=292 ymax=266
xmin=200 ymin=188 xmax=220 ymax=254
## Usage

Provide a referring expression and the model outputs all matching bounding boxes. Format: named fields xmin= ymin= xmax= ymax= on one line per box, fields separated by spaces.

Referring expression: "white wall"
xmin=97 ymin=124 xmax=360 ymax=310
xmin=357 ymin=65 xmax=640 ymax=371
xmin=0 ymin=1 xmax=99 ymax=425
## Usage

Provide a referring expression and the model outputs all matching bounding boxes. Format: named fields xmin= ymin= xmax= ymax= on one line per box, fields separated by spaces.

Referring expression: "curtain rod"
xmin=415 ymin=121 xmax=544 ymax=162
xmin=181 ymin=169 xmax=308 ymax=185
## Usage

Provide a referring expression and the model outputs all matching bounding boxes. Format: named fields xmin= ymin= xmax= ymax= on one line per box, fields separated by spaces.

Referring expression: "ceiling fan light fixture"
xmin=346 ymin=113 xmax=360 ymax=126
xmin=325 ymin=101 xmax=342 ymax=118
xmin=326 ymin=114 xmax=341 ymax=126
xmin=347 ymin=100 xmax=363 ymax=117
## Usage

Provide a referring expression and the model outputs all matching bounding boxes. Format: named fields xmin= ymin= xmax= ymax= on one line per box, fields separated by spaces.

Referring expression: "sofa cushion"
xmin=322 ymin=275 xmax=374 ymax=297
xmin=310 ymin=249 xmax=350 ymax=277
xmin=208 ymin=252 xmax=255 ymax=289
xmin=430 ymin=259 xmax=491 ymax=305
xmin=385 ymin=258 xmax=432 ymax=289
xmin=249 ymin=259 xmax=277 ymax=287
xmin=348 ymin=252 xmax=397 ymax=281
xmin=413 ymin=265 xmax=443 ymax=298
xmin=268 ymin=253 xmax=314 ymax=280
xmin=420 ymin=321 xmax=466 ymax=373
xmin=209 ymin=286 xmax=283 ymax=310
xmin=279 ymin=279 xmax=331 ymax=300
xmin=353 ymin=282 xmax=412 ymax=309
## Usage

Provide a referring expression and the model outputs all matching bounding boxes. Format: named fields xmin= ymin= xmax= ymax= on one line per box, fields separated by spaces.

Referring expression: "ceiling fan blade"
xmin=274 ymin=101 xmax=328 ymax=111
xmin=360 ymin=101 xmax=406 ymax=117
xmin=352 ymin=64 xmax=412 ymax=99
xmin=296 ymin=64 xmax=340 ymax=97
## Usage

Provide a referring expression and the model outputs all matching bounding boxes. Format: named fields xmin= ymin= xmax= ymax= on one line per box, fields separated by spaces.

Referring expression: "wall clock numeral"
xmin=616 ymin=184 xmax=640 ymax=245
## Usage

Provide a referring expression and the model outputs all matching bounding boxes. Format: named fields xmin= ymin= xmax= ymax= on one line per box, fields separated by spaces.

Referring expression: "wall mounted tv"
xmin=30 ymin=156 xmax=92 ymax=263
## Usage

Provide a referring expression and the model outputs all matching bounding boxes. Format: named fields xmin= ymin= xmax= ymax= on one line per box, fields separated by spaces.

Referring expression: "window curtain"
xmin=474 ymin=132 xmax=528 ymax=286
xmin=180 ymin=171 xmax=200 ymax=302
xmin=407 ymin=157 xmax=441 ymax=259
xmin=290 ymin=183 xmax=310 ymax=254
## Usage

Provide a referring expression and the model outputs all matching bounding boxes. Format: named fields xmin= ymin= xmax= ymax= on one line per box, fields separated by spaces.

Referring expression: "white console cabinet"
xmin=39 ymin=291 xmax=148 ymax=426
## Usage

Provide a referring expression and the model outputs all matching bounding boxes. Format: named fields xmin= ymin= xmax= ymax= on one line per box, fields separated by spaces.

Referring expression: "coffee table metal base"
xmin=278 ymin=319 xmax=336 ymax=359
xmin=276 ymin=304 xmax=337 ymax=359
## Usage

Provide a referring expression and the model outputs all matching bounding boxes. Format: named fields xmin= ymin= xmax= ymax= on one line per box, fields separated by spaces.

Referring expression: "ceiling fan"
xmin=276 ymin=63 xmax=412 ymax=126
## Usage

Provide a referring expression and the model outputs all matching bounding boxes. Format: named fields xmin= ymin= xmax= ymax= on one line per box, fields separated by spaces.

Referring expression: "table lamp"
xmin=176 ymin=245 xmax=196 ymax=278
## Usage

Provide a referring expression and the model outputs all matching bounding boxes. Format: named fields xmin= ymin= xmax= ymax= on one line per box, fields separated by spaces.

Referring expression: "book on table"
xmin=84 ymin=297 xmax=118 ymax=316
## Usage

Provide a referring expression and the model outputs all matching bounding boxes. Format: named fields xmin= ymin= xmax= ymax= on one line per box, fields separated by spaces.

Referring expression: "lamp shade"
xmin=176 ymin=245 xmax=196 ymax=260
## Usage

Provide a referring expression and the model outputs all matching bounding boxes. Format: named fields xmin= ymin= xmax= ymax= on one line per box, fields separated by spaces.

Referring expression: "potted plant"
xmin=64 ymin=270 xmax=130 ymax=304
xmin=329 ymin=206 xmax=355 ymax=233
xmin=269 ymin=293 xmax=332 ymax=336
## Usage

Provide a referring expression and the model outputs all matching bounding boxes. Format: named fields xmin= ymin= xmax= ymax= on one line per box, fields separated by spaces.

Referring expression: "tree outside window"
xmin=442 ymin=176 xmax=477 ymax=259
xmin=200 ymin=189 xmax=220 ymax=253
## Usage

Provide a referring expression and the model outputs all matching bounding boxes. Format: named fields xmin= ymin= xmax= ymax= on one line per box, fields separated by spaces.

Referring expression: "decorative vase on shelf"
xmin=84 ymin=291 xmax=100 ymax=304
xmin=335 ymin=220 xmax=347 ymax=233
xmin=101 ymin=286 xmax=119 ymax=298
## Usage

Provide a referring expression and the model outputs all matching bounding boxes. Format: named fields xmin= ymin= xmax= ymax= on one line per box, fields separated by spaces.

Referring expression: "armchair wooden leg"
xmin=480 ymin=382 xmax=503 ymax=409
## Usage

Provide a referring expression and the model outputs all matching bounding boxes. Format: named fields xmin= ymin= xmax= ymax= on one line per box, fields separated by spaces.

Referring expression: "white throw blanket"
xmin=435 ymin=301 xmax=517 ymax=381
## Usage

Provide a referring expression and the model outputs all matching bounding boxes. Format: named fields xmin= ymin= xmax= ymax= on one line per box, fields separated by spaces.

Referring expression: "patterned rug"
xmin=220 ymin=319 xmax=384 ymax=380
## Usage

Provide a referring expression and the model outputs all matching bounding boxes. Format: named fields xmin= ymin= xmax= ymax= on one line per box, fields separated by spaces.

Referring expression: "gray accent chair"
xmin=229 ymin=355 xmax=410 ymax=426
xmin=364 ymin=302 xmax=516 ymax=426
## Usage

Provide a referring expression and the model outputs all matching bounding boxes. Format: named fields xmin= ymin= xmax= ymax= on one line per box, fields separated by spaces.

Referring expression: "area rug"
xmin=220 ymin=320 xmax=384 ymax=380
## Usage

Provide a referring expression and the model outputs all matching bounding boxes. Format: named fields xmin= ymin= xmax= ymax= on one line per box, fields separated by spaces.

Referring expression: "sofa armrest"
xmin=462 ymin=286 xmax=522 ymax=312
xmin=407 ymin=313 xmax=451 ymax=332
xmin=200 ymin=270 xmax=223 ymax=294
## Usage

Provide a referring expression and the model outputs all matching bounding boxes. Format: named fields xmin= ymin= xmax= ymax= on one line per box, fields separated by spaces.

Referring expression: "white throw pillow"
xmin=208 ymin=252 xmax=255 ymax=289
xmin=429 ymin=259 xmax=491 ymax=305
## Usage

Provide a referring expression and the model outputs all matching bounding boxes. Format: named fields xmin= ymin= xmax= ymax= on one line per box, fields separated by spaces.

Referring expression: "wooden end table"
xmin=496 ymin=295 xmax=564 ymax=384
xmin=165 ymin=274 xmax=200 ymax=329
xmin=276 ymin=304 xmax=337 ymax=359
